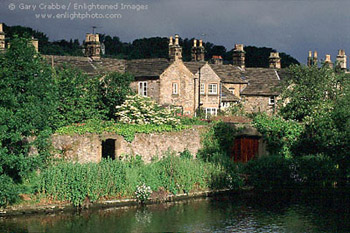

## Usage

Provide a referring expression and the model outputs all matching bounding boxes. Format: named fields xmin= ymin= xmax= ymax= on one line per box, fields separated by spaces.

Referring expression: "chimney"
xmin=269 ymin=52 xmax=281 ymax=69
xmin=307 ymin=51 xmax=313 ymax=67
xmin=336 ymin=49 xmax=347 ymax=71
xmin=233 ymin=44 xmax=245 ymax=69
xmin=84 ymin=33 xmax=101 ymax=61
xmin=31 ymin=36 xmax=39 ymax=53
xmin=196 ymin=39 xmax=205 ymax=62
xmin=0 ymin=23 xmax=5 ymax=51
xmin=313 ymin=51 xmax=318 ymax=65
xmin=191 ymin=39 xmax=197 ymax=61
xmin=211 ymin=55 xmax=223 ymax=65
xmin=169 ymin=34 xmax=182 ymax=61
xmin=324 ymin=54 xmax=333 ymax=68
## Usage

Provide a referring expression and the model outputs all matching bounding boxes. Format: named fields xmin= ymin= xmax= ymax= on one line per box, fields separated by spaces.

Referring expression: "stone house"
xmin=0 ymin=21 xmax=285 ymax=116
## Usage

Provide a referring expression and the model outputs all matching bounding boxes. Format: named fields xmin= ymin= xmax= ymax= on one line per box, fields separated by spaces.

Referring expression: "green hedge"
xmin=244 ymin=155 xmax=337 ymax=191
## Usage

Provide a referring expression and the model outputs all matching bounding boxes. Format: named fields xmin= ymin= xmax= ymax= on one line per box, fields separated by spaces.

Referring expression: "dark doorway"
xmin=102 ymin=139 xmax=116 ymax=160
xmin=232 ymin=136 xmax=260 ymax=163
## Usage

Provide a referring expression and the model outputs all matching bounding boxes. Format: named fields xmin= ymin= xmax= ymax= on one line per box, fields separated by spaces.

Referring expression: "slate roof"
xmin=126 ymin=58 xmax=170 ymax=77
xmin=209 ymin=64 xmax=248 ymax=84
xmin=221 ymin=86 xmax=240 ymax=102
xmin=43 ymin=55 xmax=126 ymax=76
xmin=240 ymin=68 xmax=282 ymax=96
xmin=184 ymin=61 xmax=206 ymax=74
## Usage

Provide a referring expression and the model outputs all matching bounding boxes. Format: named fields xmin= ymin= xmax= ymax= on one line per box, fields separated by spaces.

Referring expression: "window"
xmin=269 ymin=96 xmax=275 ymax=105
xmin=200 ymin=83 xmax=205 ymax=94
xmin=138 ymin=82 xmax=147 ymax=96
xmin=172 ymin=83 xmax=178 ymax=95
xmin=229 ymin=88 xmax=235 ymax=95
xmin=205 ymin=108 xmax=217 ymax=118
xmin=208 ymin=84 xmax=218 ymax=95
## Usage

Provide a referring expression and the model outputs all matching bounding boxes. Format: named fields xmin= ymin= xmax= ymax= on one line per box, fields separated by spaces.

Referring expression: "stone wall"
xmin=51 ymin=124 xmax=268 ymax=164
xmin=242 ymin=96 xmax=276 ymax=114
xmin=51 ymin=126 xmax=208 ymax=164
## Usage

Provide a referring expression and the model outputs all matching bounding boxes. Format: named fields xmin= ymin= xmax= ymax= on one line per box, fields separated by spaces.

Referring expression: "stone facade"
xmin=193 ymin=63 xmax=221 ymax=110
xmin=242 ymin=96 xmax=276 ymax=114
xmin=51 ymin=126 xmax=207 ymax=163
xmin=159 ymin=60 xmax=195 ymax=114
xmin=130 ymin=78 xmax=160 ymax=102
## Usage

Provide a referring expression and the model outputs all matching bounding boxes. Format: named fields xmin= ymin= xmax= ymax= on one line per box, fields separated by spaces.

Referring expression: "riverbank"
xmin=0 ymin=188 xmax=242 ymax=217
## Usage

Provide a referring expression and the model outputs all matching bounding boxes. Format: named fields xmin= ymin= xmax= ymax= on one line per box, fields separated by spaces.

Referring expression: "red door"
xmin=232 ymin=136 xmax=259 ymax=163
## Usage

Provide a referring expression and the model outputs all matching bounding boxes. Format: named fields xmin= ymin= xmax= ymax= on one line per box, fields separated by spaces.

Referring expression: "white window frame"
xmin=208 ymin=83 xmax=218 ymax=95
xmin=205 ymin=107 xmax=217 ymax=118
xmin=172 ymin=83 xmax=179 ymax=95
xmin=138 ymin=81 xmax=147 ymax=97
xmin=200 ymin=83 xmax=205 ymax=94
xmin=269 ymin=96 xmax=275 ymax=105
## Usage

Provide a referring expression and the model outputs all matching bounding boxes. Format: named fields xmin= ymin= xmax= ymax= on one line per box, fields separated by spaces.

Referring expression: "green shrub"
xmin=0 ymin=175 xmax=19 ymax=207
xmin=244 ymin=156 xmax=295 ymax=191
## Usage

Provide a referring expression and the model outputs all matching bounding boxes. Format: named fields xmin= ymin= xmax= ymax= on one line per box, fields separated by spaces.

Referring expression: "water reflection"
xmin=1 ymin=191 xmax=349 ymax=233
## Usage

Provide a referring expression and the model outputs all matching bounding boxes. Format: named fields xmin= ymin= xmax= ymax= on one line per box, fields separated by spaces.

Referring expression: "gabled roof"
xmin=43 ymin=55 xmax=126 ymax=76
xmin=126 ymin=58 xmax=170 ymax=77
xmin=184 ymin=61 xmax=207 ymax=74
xmin=241 ymin=68 xmax=281 ymax=96
xmin=210 ymin=64 xmax=248 ymax=84
xmin=221 ymin=86 xmax=240 ymax=102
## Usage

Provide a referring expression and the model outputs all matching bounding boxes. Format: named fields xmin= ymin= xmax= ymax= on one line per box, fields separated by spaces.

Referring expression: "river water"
xmin=1 ymin=191 xmax=349 ymax=233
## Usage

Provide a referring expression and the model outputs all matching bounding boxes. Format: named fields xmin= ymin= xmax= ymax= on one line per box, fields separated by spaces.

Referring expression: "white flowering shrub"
xmin=115 ymin=95 xmax=180 ymax=125
xmin=135 ymin=184 xmax=152 ymax=203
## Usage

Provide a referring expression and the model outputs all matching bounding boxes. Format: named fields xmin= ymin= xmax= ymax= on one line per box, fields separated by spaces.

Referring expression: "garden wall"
xmin=51 ymin=126 xmax=208 ymax=163
xmin=51 ymin=124 xmax=267 ymax=163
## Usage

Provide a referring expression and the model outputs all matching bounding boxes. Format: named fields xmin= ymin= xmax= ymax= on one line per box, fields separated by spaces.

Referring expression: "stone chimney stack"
xmin=336 ymin=49 xmax=347 ymax=71
xmin=169 ymin=34 xmax=182 ymax=61
xmin=269 ymin=52 xmax=281 ymax=69
xmin=84 ymin=33 xmax=101 ymax=61
xmin=211 ymin=55 xmax=223 ymax=65
xmin=324 ymin=54 xmax=333 ymax=68
xmin=196 ymin=39 xmax=205 ymax=62
xmin=307 ymin=51 xmax=313 ymax=67
xmin=191 ymin=39 xmax=197 ymax=61
xmin=233 ymin=44 xmax=245 ymax=69
xmin=313 ymin=51 xmax=318 ymax=65
xmin=0 ymin=23 xmax=5 ymax=52
xmin=31 ymin=36 xmax=39 ymax=53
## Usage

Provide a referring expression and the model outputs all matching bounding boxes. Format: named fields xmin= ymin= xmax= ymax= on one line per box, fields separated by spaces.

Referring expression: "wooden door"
xmin=232 ymin=136 xmax=259 ymax=163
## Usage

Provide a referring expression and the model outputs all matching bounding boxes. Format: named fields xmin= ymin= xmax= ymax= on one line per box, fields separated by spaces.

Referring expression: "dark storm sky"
xmin=1 ymin=0 xmax=350 ymax=63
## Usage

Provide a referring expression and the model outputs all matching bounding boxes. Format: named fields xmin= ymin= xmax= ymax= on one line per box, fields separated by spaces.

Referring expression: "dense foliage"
xmin=253 ymin=114 xmax=304 ymax=158
xmin=253 ymin=64 xmax=350 ymax=186
xmin=99 ymin=72 xmax=135 ymax=119
xmin=38 ymin=153 xmax=242 ymax=207
xmin=244 ymin=155 xmax=337 ymax=191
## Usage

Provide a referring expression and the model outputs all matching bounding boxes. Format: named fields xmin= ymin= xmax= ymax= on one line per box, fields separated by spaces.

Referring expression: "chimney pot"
xmin=308 ymin=51 xmax=312 ymax=57
xmin=199 ymin=39 xmax=203 ymax=47
xmin=169 ymin=36 xmax=173 ymax=46
xmin=325 ymin=54 xmax=331 ymax=62
xmin=193 ymin=39 xmax=197 ymax=47
xmin=175 ymin=34 xmax=179 ymax=45
xmin=314 ymin=51 xmax=318 ymax=58
xmin=0 ymin=23 xmax=3 ymax=33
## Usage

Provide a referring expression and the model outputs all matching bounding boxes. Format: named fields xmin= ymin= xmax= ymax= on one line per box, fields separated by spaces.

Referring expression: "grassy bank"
xmin=35 ymin=152 xmax=242 ymax=207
